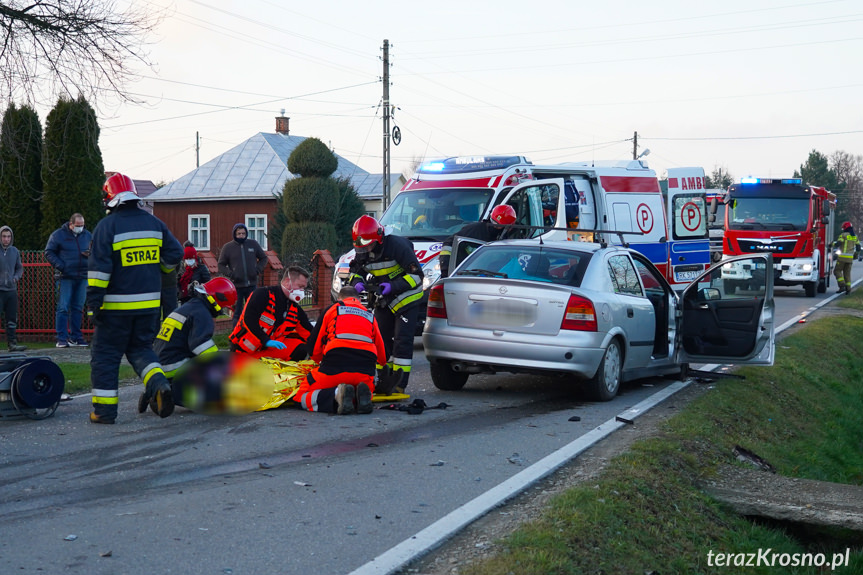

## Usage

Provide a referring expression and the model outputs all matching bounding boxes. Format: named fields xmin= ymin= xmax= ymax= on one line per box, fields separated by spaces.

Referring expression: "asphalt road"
xmin=1 ymin=267 xmax=859 ymax=575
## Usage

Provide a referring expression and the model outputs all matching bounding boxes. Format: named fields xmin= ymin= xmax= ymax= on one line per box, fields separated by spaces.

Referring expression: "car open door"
xmin=676 ymin=253 xmax=775 ymax=365
xmin=498 ymin=178 xmax=568 ymax=240
xmin=450 ymin=237 xmax=487 ymax=274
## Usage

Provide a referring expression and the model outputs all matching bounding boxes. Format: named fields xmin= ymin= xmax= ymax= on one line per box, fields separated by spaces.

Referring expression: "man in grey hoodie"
xmin=0 ymin=226 xmax=27 ymax=351
xmin=217 ymin=223 xmax=267 ymax=327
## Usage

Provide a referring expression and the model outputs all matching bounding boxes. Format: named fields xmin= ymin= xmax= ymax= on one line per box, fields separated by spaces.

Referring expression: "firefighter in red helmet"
xmin=144 ymin=277 xmax=237 ymax=413
xmin=87 ymin=173 xmax=184 ymax=424
xmin=349 ymin=215 xmax=423 ymax=395
xmin=439 ymin=204 xmax=517 ymax=278
xmin=832 ymin=221 xmax=858 ymax=295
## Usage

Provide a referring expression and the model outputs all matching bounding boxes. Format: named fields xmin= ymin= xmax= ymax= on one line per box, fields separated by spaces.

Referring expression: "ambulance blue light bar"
xmin=418 ymin=156 xmax=531 ymax=175
xmin=739 ymin=177 xmax=803 ymax=185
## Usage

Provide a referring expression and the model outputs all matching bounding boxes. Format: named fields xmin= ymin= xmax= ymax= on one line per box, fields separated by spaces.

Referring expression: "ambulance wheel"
xmin=723 ymin=280 xmax=738 ymax=295
xmin=804 ymin=281 xmax=816 ymax=298
xmin=818 ymin=277 xmax=826 ymax=293
xmin=585 ymin=339 xmax=622 ymax=402
xmin=429 ymin=359 xmax=469 ymax=391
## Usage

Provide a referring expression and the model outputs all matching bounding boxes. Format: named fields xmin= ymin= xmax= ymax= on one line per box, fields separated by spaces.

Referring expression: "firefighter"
xmin=86 ymin=173 xmax=184 ymax=424
xmin=143 ymin=277 xmax=237 ymax=413
xmin=294 ymin=286 xmax=387 ymax=415
xmin=438 ymin=205 xmax=517 ymax=278
xmin=833 ymin=221 xmax=858 ymax=295
xmin=229 ymin=266 xmax=313 ymax=361
xmin=349 ymin=215 xmax=423 ymax=395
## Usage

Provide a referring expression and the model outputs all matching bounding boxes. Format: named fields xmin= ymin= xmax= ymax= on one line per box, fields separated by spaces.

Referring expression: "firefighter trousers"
xmin=834 ymin=260 xmax=853 ymax=292
xmin=375 ymin=305 xmax=419 ymax=390
xmin=90 ymin=312 xmax=169 ymax=418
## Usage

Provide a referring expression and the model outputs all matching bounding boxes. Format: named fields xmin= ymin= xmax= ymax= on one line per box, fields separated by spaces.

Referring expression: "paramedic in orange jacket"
xmin=294 ymin=286 xmax=387 ymax=415
xmin=229 ymin=266 xmax=312 ymax=361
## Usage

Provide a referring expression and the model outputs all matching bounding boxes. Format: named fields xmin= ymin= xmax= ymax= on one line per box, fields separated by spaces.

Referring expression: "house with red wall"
xmin=144 ymin=116 xmax=403 ymax=274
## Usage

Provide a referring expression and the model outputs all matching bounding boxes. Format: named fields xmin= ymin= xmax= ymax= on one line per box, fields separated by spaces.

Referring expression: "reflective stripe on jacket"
xmin=153 ymin=297 xmax=218 ymax=378
xmin=349 ymin=234 xmax=424 ymax=312
xmin=312 ymin=298 xmax=387 ymax=366
xmin=229 ymin=286 xmax=312 ymax=353
xmin=86 ymin=204 xmax=183 ymax=314
xmin=835 ymin=232 xmax=859 ymax=260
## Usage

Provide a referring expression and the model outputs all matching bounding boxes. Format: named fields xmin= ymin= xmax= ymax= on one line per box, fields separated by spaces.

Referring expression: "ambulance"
xmin=331 ymin=156 xmax=710 ymax=321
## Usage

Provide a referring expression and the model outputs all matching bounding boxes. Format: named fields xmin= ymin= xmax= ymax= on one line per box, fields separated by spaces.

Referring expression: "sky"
xmin=43 ymin=0 xmax=863 ymax=187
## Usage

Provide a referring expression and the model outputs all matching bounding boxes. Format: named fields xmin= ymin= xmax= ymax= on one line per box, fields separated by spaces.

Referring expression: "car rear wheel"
xmin=429 ymin=359 xmax=469 ymax=391
xmin=586 ymin=339 xmax=622 ymax=401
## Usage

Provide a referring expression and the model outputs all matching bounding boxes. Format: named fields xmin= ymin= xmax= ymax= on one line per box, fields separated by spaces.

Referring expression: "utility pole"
xmin=196 ymin=131 xmax=200 ymax=168
xmin=632 ymin=131 xmax=638 ymax=160
xmin=382 ymin=39 xmax=391 ymax=213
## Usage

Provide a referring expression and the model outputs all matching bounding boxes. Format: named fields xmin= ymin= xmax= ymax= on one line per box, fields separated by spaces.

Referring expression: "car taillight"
xmin=560 ymin=294 xmax=597 ymax=331
xmin=427 ymin=284 xmax=447 ymax=318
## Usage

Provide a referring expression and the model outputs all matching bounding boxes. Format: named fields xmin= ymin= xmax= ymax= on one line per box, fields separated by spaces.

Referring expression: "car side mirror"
xmin=697 ymin=287 xmax=721 ymax=302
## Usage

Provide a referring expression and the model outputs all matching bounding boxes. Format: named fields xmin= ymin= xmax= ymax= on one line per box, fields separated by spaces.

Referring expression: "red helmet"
xmin=490 ymin=204 xmax=517 ymax=226
xmin=352 ymin=215 xmax=384 ymax=253
xmin=103 ymin=173 xmax=139 ymax=208
xmin=842 ymin=221 xmax=853 ymax=231
xmin=200 ymin=277 xmax=237 ymax=312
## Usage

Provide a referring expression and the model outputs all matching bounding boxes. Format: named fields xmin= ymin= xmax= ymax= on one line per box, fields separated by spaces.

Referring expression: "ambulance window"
xmin=503 ymin=184 xmax=559 ymax=239
xmin=672 ymin=193 xmax=707 ymax=240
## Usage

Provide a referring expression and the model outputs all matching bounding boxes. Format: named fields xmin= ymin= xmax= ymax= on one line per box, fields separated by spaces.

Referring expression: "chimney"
xmin=275 ymin=109 xmax=289 ymax=135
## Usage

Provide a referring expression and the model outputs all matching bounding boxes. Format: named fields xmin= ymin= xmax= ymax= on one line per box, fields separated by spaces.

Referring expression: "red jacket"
xmin=309 ymin=297 xmax=386 ymax=375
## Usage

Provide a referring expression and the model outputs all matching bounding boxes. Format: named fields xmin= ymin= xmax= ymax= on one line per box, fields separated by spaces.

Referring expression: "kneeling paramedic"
xmin=349 ymin=215 xmax=423 ymax=395
xmin=87 ymin=173 xmax=183 ymax=424
xmin=229 ymin=266 xmax=313 ymax=361
xmin=294 ymin=286 xmax=387 ymax=415
xmin=143 ymin=277 xmax=237 ymax=413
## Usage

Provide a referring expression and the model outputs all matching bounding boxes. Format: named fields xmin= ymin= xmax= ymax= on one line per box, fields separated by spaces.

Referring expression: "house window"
xmin=188 ymin=214 xmax=210 ymax=250
xmin=246 ymin=214 xmax=267 ymax=250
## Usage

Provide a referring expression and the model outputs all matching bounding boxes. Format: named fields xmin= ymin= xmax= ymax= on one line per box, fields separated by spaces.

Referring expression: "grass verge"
xmin=463 ymin=295 xmax=863 ymax=575
xmin=57 ymin=363 xmax=138 ymax=394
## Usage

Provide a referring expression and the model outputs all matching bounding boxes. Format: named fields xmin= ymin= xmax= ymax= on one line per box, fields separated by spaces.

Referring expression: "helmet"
xmin=103 ymin=173 xmax=139 ymax=208
xmin=490 ymin=205 xmax=517 ymax=226
xmin=352 ymin=215 xmax=384 ymax=253
xmin=842 ymin=221 xmax=853 ymax=231
xmin=197 ymin=277 xmax=237 ymax=314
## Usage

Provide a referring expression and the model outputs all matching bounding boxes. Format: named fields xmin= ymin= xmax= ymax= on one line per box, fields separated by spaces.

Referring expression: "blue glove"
xmin=354 ymin=281 xmax=366 ymax=293
xmin=265 ymin=340 xmax=287 ymax=350
xmin=380 ymin=282 xmax=392 ymax=296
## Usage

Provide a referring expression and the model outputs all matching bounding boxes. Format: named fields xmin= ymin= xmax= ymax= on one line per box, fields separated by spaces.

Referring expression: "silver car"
xmin=422 ymin=240 xmax=775 ymax=400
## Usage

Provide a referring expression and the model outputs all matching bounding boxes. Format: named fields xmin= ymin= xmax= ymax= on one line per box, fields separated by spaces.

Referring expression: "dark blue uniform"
xmin=154 ymin=296 xmax=219 ymax=380
xmin=86 ymin=202 xmax=183 ymax=420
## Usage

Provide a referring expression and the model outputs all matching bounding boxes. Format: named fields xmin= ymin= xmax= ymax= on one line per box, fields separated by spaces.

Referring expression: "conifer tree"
xmin=41 ymin=96 xmax=105 ymax=239
xmin=0 ymin=103 xmax=43 ymax=250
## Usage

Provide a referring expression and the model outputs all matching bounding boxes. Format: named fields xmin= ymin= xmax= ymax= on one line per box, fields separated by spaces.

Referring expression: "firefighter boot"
xmin=356 ymin=383 xmax=373 ymax=414
xmin=89 ymin=412 xmax=116 ymax=425
xmin=143 ymin=378 xmax=174 ymax=418
xmin=334 ymin=384 xmax=356 ymax=415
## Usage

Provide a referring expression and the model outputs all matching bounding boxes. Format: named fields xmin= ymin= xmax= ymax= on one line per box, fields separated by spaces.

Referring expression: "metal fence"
xmin=3 ymin=249 xmax=333 ymax=342
xmin=0 ymin=251 xmax=94 ymax=343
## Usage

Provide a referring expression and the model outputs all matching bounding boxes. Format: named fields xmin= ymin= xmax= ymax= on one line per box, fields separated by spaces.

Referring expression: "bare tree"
xmin=0 ymin=1 xmax=159 ymax=105
xmin=830 ymin=150 xmax=863 ymax=226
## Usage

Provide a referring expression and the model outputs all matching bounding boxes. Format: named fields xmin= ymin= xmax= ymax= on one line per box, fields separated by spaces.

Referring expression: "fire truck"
xmin=720 ymin=177 xmax=836 ymax=297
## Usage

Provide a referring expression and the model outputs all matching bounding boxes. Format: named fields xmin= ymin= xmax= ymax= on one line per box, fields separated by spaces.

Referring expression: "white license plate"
xmin=676 ymin=270 xmax=700 ymax=282
xmin=469 ymin=299 xmax=536 ymax=327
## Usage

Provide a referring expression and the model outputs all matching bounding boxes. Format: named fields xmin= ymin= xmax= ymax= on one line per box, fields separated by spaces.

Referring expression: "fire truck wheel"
xmin=804 ymin=281 xmax=816 ymax=298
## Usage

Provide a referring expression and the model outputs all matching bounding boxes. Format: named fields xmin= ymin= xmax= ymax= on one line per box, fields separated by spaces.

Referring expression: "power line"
xmin=647 ymin=129 xmax=863 ymax=141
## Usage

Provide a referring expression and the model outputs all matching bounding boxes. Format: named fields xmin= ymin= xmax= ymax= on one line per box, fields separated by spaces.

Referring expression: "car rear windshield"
xmin=455 ymin=245 xmax=592 ymax=286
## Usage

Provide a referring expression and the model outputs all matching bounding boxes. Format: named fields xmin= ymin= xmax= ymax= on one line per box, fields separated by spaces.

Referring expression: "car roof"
xmin=488 ymin=239 xmax=609 ymax=254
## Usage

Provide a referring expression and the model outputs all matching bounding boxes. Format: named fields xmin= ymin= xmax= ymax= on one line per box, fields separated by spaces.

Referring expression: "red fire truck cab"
xmin=721 ymin=177 xmax=836 ymax=297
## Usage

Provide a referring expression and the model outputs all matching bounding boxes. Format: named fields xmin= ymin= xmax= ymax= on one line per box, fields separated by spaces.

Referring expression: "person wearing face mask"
xmin=229 ymin=266 xmax=312 ymax=361
xmin=177 ymin=245 xmax=211 ymax=303
xmin=217 ymin=223 xmax=267 ymax=327
xmin=45 ymin=213 xmax=93 ymax=348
